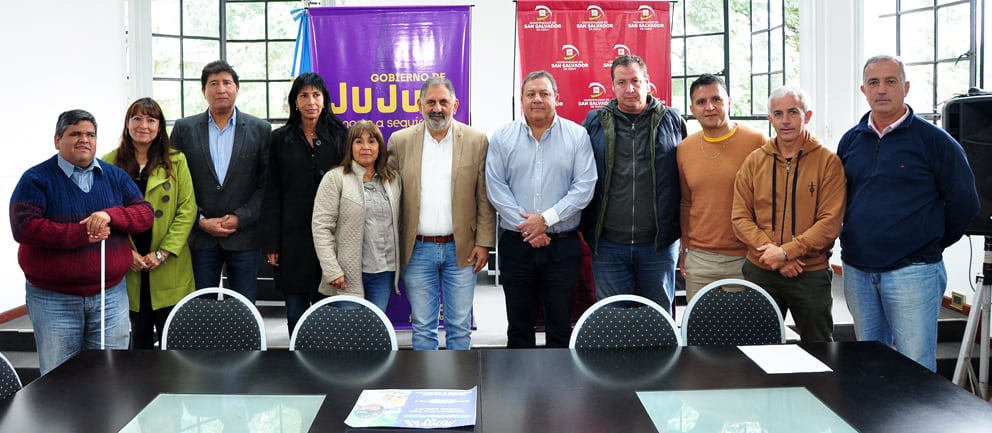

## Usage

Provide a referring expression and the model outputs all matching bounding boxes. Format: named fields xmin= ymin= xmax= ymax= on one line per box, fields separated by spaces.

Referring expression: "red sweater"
xmin=10 ymin=157 xmax=153 ymax=296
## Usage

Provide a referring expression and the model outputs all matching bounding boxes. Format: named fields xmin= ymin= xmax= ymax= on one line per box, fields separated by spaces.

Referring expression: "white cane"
xmin=100 ymin=239 xmax=106 ymax=350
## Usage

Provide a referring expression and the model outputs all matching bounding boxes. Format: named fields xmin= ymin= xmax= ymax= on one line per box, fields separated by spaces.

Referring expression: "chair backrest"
xmin=681 ymin=278 xmax=786 ymax=346
xmin=289 ymin=296 xmax=398 ymax=351
xmin=161 ymin=287 xmax=267 ymax=351
xmin=569 ymin=294 xmax=683 ymax=349
xmin=0 ymin=351 xmax=22 ymax=401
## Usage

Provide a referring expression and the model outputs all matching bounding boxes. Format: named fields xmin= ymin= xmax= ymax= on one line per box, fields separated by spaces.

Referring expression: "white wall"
xmin=0 ymin=1 xmax=129 ymax=313
xmin=0 ymin=1 xmax=981 ymax=314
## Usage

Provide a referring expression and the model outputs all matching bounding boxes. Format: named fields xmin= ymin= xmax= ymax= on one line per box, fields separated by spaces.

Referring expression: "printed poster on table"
xmin=516 ymin=1 xmax=672 ymax=124
xmin=344 ymin=387 xmax=478 ymax=429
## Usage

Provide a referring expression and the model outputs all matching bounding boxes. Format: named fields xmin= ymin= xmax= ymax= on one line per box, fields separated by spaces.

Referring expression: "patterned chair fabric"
xmin=161 ymin=287 xmax=266 ymax=351
xmin=289 ymin=296 xmax=398 ymax=351
xmin=681 ymin=278 xmax=786 ymax=346
xmin=0 ymin=352 xmax=22 ymax=401
xmin=570 ymin=294 xmax=683 ymax=349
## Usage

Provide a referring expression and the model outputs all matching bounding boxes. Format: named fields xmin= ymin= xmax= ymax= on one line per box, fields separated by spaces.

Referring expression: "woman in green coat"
xmin=103 ymin=97 xmax=197 ymax=349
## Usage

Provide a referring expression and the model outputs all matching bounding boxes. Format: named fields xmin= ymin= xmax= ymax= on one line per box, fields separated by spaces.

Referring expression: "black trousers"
xmin=499 ymin=231 xmax=582 ymax=348
xmin=741 ymin=260 xmax=834 ymax=343
xmin=130 ymin=270 xmax=173 ymax=349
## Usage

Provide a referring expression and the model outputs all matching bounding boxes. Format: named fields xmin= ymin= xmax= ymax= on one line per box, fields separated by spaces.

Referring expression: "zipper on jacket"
xmin=779 ymin=158 xmax=792 ymax=245
xmin=630 ymin=121 xmax=637 ymax=244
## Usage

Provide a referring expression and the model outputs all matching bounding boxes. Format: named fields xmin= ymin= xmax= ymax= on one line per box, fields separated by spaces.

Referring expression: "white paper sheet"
xmin=738 ymin=345 xmax=833 ymax=374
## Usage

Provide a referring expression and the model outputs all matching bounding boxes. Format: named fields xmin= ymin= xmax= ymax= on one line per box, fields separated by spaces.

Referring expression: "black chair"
xmin=681 ymin=278 xmax=786 ymax=346
xmin=569 ymin=294 xmax=683 ymax=349
xmin=161 ymin=287 xmax=267 ymax=351
xmin=289 ymin=296 xmax=397 ymax=351
xmin=0 ymin=352 xmax=22 ymax=401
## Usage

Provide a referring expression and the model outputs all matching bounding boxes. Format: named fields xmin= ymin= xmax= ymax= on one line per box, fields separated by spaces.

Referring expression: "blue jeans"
xmin=843 ymin=261 xmax=946 ymax=371
xmin=362 ymin=271 xmax=395 ymax=313
xmin=402 ymin=240 xmax=477 ymax=350
xmin=26 ymin=279 xmax=130 ymax=375
xmin=590 ymin=238 xmax=679 ymax=312
xmin=191 ymin=247 xmax=260 ymax=303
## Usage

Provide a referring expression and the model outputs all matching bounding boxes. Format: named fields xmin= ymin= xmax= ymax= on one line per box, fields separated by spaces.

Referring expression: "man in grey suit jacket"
xmin=387 ymin=77 xmax=496 ymax=350
xmin=171 ymin=60 xmax=271 ymax=302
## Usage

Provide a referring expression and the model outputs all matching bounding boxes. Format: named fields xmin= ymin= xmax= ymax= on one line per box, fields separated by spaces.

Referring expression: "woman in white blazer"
xmin=312 ymin=120 xmax=401 ymax=311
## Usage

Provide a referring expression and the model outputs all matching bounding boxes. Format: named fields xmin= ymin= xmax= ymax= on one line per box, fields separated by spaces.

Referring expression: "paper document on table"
xmin=344 ymin=387 xmax=477 ymax=429
xmin=738 ymin=345 xmax=832 ymax=374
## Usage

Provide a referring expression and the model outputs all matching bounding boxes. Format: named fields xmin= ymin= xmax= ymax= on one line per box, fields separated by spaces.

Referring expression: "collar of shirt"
xmin=521 ymin=114 xmax=560 ymax=140
xmin=422 ymin=122 xmax=453 ymax=146
xmin=867 ymin=105 xmax=911 ymax=138
xmin=56 ymin=153 xmax=101 ymax=177
xmin=207 ymin=108 xmax=238 ymax=132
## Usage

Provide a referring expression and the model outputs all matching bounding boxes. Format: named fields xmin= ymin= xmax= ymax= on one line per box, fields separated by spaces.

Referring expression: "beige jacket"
xmin=386 ymin=120 xmax=496 ymax=268
xmin=312 ymin=161 xmax=401 ymax=297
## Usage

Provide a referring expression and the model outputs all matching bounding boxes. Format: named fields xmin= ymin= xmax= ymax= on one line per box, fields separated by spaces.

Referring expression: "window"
xmin=670 ymin=0 xmax=799 ymax=133
xmin=865 ymin=0 xmax=980 ymax=119
xmin=151 ymin=0 xmax=305 ymax=123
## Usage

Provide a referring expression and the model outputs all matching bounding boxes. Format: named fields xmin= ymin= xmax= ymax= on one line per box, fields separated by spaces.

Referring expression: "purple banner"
xmin=308 ymin=6 xmax=472 ymax=142
xmin=308 ymin=6 xmax=473 ymax=331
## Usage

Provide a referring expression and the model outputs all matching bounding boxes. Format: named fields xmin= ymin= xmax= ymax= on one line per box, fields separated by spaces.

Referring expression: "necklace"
xmin=700 ymin=136 xmax=726 ymax=160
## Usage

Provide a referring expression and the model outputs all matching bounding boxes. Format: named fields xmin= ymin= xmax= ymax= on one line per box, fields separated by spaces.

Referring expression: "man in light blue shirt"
xmin=171 ymin=60 xmax=271 ymax=302
xmin=486 ymin=70 xmax=597 ymax=348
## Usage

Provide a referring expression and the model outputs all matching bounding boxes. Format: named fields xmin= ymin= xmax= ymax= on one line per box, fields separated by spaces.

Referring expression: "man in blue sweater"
xmin=10 ymin=110 xmax=153 ymax=374
xmin=838 ymin=55 xmax=979 ymax=371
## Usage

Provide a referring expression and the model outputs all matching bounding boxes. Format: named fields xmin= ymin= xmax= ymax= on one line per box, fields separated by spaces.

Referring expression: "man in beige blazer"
xmin=387 ymin=77 xmax=496 ymax=350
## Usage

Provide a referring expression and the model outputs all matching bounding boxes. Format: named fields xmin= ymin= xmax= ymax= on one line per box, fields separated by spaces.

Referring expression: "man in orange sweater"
xmin=731 ymin=85 xmax=846 ymax=343
xmin=677 ymin=74 xmax=766 ymax=301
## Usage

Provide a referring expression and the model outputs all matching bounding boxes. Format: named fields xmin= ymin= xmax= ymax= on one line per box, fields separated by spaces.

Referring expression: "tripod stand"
xmin=952 ymin=236 xmax=991 ymax=400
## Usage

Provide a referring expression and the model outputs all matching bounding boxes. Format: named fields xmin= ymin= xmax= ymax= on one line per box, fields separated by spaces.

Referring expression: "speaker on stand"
xmin=944 ymin=89 xmax=992 ymax=400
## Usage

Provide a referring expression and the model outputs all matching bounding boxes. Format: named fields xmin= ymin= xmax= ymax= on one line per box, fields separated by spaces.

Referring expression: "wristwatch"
xmin=155 ymin=250 xmax=167 ymax=263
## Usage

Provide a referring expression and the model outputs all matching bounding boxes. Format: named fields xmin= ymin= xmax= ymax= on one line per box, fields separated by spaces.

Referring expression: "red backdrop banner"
xmin=517 ymin=1 xmax=672 ymax=124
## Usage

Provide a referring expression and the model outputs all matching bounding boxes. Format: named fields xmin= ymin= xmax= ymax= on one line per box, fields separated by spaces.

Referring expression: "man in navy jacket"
xmin=838 ymin=54 xmax=979 ymax=371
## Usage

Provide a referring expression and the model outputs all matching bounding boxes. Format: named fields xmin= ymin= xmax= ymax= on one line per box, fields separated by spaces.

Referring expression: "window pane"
xmin=671 ymin=1 xmax=685 ymax=37
xmin=268 ymin=41 xmax=294 ymax=80
xmin=872 ymin=16 xmax=898 ymax=57
xmin=752 ymin=75 xmax=769 ymax=114
xmin=752 ymin=31 xmax=769 ymax=74
xmin=153 ymin=80 xmax=182 ymax=122
xmin=183 ymin=80 xmax=208 ymax=116
xmin=151 ymin=0 xmax=180 ymax=35
xmin=686 ymin=35 xmax=724 ymax=75
xmin=901 ymin=0 xmax=934 ymax=9
xmin=237 ymin=82 xmax=268 ymax=118
xmin=671 ymin=38 xmax=686 ymax=76
xmin=900 ymin=10 xmax=934 ymax=63
xmin=731 ymin=81 xmax=752 ymax=116
xmin=770 ymin=27 xmax=784 ymax=72
xmin=228 ymin=42 xmax=267 ymax=80
xmin=227 ymin=2 xmax=266 ymax=40
xmin=770 ymin=0 xmax=784 ymax=28
xmin=671 ymin=77 xmax=687 ymax=114
xmin=752 ymin=0 xmax=769 ymax=30
xmin=936 ymin=3 xmax=970 ymax=59
xmin=906 ymin=65 xmax=935 ymax=113
xmin=183 ymin=39 xmax=221 ymax=79
xmin=937 ymin=61 xmax=970 ymax=104
xmin=183 ymin=0 xmax=219 ymax=38
xmin=269 ymin=81 xmax=292 ymax=119
xmin=268 ymin=2 xmax=298 ymax=40
xmin=769 ymin=71 xmax=784 ymax=91
xmin=684 ymin=0 xmax=724 ymax=34
xmin=153 ymin=36 xmax=181 ymax=78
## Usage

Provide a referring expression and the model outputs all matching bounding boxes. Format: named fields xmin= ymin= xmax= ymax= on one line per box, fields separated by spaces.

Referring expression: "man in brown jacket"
xmin=731 ymin=85 xmax=846 ymax=343
xmin=387 ymin=77 xmax=496 ymax=350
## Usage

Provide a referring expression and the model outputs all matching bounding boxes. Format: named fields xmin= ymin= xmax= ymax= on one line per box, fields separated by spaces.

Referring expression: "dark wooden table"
xmin=0 ymin=342 xmax=988 ymax=432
